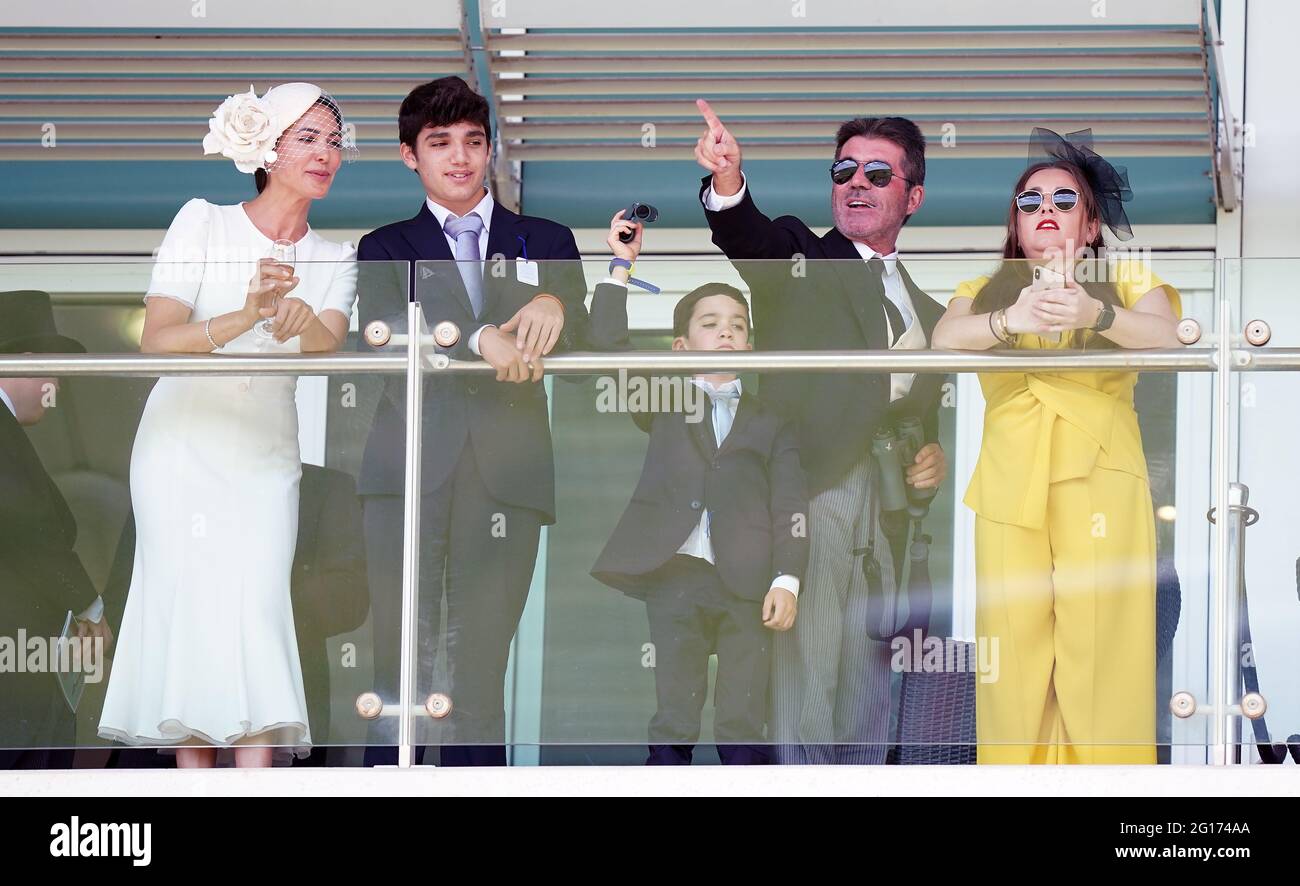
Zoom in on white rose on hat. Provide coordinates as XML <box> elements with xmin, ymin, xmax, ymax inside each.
<box><xmin>202</xmin><ymin>82</ymin><xmax>325</xmax><ymax>174</ymax></box>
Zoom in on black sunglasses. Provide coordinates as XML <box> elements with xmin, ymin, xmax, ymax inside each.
<box><xmin>1015</xmin><ymin>187</ymin><xmax>1080</xmax><ymax>214</ymax></box>
<box><xmin>829</xmin><ymin>158</ymin><xmax>914</xmax><ymax>188</ymax></box>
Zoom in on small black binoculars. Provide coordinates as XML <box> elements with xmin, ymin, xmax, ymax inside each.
<box><xmin>618</xmin><ymin>202</ymin><xmax>659</xmax><ymax>242</ymax></box>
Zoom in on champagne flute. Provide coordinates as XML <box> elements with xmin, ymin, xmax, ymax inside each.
<box><xmin>255</xmin><ymin>239</ymin><xmax>296</xmax><ymax>339</ymax></box>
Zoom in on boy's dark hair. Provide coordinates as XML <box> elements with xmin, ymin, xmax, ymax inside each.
<box><xmin>672</xmin><ymin>283</ymin><xmax>751</xmax><ymax>338</ymax></box>
<box><xmin>399</xmin><ymin>77</ymin><xmax>492</xmax><ymax>150</ymax></box>
<box><xmin>834</xmin><ymin>116</ymin><xmax>927</xmax><ymax>188</ymax></box>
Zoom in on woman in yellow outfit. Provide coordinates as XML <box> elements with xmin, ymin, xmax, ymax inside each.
<box><xmin>932</xmin><ymin>129</ymin><xmax>1183</xmax><ymax>764</ymax></box>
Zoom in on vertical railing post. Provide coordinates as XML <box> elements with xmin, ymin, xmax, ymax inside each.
<box><xmin>1223</xmin><ymin>482</ymin><xmax>1251</xmax><ymax>762</ymax></box>
<box><xmin>397</xmin><ymin>300</ymin><xmax>427</xmax><ymax>768</ymax></box>
<box><xmin>1209</xmin><ymin>268</ymin><xmax>1234</xmax><ymax>765</ymax></box>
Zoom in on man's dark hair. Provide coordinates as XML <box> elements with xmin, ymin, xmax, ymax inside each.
<box><xmin>399</xmin><ymin>76</ymin><xmax>492</xmax><ymax>150</ymax></box>
<box><xmin>834</xmin><ymin>117</ymin><xmax>926</xmax><ymax>188</ymax></box>
<box><xmin>672</xmin><ymin>282</ymin><xmax>751</xmax><ymax>338</ymax></box>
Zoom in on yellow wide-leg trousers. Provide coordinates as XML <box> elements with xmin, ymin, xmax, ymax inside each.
<box><xmin>974</xmin><ymin>467</ymin><xmax>1156</xmax><ymax>764</ymax></box>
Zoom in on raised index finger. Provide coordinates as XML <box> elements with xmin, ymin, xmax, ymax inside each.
<box><xmin>696</xmin><ymin>98</ymin><xmax>725</xmax><ymax>137</ymax></box>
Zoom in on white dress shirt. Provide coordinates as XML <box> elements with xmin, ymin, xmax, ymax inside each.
<box><xmin>1</xmin><ymin>384</ymin><xmax>105</xmax><ymax>624</ymax></box>
<box><xmin>425</xmin><ymin>189</ymin><xmax>495</xmax><ymax>355</ymax></box>
<box><xmin>676</xmin><ymin>378</ymin><xmax>801</xmax><ymax>598</ymax></box>
<box><xmin>703</xmin><ymin>173</ymin><xmax>922</xmax><ymax>401</ymax></box>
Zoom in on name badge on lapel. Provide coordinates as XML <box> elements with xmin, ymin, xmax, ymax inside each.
<box><xmin>515</xmin><ymin>257</ymin><xmax>539</xmax><ymax>287</ymax></box>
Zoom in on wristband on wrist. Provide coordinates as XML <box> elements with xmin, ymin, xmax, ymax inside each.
<box><xmin>532</xmin><ymin>293</ymin><xmax>565</xmax><ymax>312</ymax></box>
<box><xmin>607</xmin><ymin>258</ymin><xmax>661</xmax><ymax>295</ymax></box>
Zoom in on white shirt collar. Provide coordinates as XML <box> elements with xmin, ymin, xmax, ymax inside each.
<box><xmin>0</xmin><ymin>386</ymin><xmax>15</xmax><ymax>418</ymax></box>
<box><xmin>850</xmin><ymin>242</ymin><xmax>899</xmax><ymax>277</ymax></box>
<box><xmin>691</xmin><ymin>377</ymin><xmax>742</xmax><ymax>397</ymax></box>
<box><xmin>426</xmin><ymin>188</ymin><xmax>494</xmax><ymax>235</ymax></box>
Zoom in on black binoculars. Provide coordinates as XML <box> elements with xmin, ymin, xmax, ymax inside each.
<box><xmin>871</xmin><ymin>416</ymin><xmax>937</xmax><ymax>516</ymax></box>
<box><xmin>618</xmin><ymin>202</ymin><xmax>659</xmax><ymax>242</ymax></box>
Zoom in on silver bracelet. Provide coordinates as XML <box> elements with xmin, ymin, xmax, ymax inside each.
<box><xmin>204</xmin><ymin>319</ymin><xmax>219</xmax><ymax>350</ymax></box>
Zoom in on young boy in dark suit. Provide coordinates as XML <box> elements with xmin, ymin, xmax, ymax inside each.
<box><xmin>589</xmin><ymin>216</ymin><xmax>809</xmax><ymax>764</ymax></box>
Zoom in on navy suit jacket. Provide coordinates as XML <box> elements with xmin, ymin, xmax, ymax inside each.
<box><xmin>700</xmin><ymin>177</ymin><xmax>948</xmax><ymax>494</ymax></box>
<box><xmin>0</xmin><ymin>406</ymin><xmax>99</xmax><ymax>746</ymax></box>
<box><xmin>355</xmin><ymin>200</ymin><xmax>589</xmax><ymax>522</ymax></box>
<box><xmin>587</xmin><ymin>282</ymin><xmax>810</xmax><ymax>602</ymax></box>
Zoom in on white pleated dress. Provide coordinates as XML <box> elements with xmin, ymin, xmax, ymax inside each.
<box><xmin>98</xmin><ymin>199</ymin><xmax>357</xmax><ymax>755</ymax></box>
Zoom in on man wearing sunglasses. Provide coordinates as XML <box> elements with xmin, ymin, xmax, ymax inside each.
<box><xmin>694</xmin><ymin>99</ymin><xmax>949</xmax><ymax>765</ymax></box>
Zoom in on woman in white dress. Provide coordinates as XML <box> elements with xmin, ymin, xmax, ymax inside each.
<box><xmin>99</xmin><ymin>83</ymin><xmax>359</xmax><ymax>768</ymax></box>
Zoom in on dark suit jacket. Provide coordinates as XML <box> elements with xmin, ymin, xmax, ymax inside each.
<box><xmin>0</xmin><ymin>405</ymin><xmax>99</xmax><ymax>746</ymax></box>
<box><xmin>355</xmin><ymin>200</ymin><xmax>589</xmax><ymax>523</ymax></box>
<box><xmin>588</xmin><ymin>283</ymin><xmax>810</xmax><ymax>602</ymax></box>
<box><xmin>700</xmin><ymin>177</ymin><xmax>948</xmax><ymax>494</ymax></box>
<box><xmin>105</xmin><ymin>464</ymin><xmax>369</xmax><ymax>743</ymax></box>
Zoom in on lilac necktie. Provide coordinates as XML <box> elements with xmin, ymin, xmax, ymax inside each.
<box><xmin>443</xmin><ymin>212</ymin><xmax>485</xmax><ymax>317</ymax></box>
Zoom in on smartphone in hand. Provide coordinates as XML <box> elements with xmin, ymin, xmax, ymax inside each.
<box><xmin>1031</xmin><ymin>265</ymin><xmax>1067</xmax><ymax>343</ymax></box>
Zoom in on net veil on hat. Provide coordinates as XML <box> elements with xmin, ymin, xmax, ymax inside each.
<box><xmin>202</xmin><ymin>82</ymin><xmax>357</xmax><ymax>174</ymax></box>
<box><xmin>1028</xmin><ymin>126</ymin><xmax>1134</xmax><ymax>242</ymax></box>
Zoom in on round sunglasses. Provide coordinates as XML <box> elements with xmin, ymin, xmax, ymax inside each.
<box><xmin>1015</xmin><ymin>187</ymin><xmax>1080</xmax><ymax>214</ymax></box>
<box><xmin>829</xmin><ymin>158</ymin><xmax>914</xmax><ymax>188</ymax></box>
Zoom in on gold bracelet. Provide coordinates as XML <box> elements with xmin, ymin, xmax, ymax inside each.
<box><xmin>1003</xmin><ymin>311</ymin><xmax>1018</xmax><ymax>346</ymax></box>
<box><xmin>991</xmin><ymin>309</ymin><xmax>1008</xmax><ymax>344</ymax></box>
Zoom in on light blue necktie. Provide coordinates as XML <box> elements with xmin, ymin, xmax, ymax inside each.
<box><xmin>443</xmin><ymin>212</ymin><xmax>485</xmax><ymax>317</ymax></box>
<box><xmin>704</xmin><ymin>382</ymin><xmax>740</xmax><ymax>447</ymax></box>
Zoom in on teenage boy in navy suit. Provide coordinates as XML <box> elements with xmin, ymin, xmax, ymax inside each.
<box><xmin>589</xmin><ymin>215</ymin><xmax>809</xmax><ymax>764</ymax></box>
<box><xmin>356</xmin><ymin>77</ymin><xmax>590</xmax><ymax>767</ymax></box>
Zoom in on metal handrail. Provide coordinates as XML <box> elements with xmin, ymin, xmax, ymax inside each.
<box><xmin>0</xmin><ymin>347</ymin><xmax>1227</xmax><ymax>377</ymax></box>
<box><xmin>0</xmin><ymin>352</ymin><xmax>402</xmax><ymax>377</ymax></box>
<box><xmin>1232</xmin><ymin>348</ymin><xmax>1300</xmax><ymax>370</ymax></box>
<box><xmin>1203</xmin><ymin>0</ymin><xmax>1241</xmax><ymax>210</ymax></box>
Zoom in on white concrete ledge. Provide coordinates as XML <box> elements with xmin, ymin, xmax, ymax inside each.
<box><xmin>4</xmin><ymin>765</ymin><xmax>1298</xmax><ymax>797</ymax></box>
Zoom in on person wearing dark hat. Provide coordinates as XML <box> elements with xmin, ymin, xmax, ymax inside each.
<box><xmin>931</xmin><ymin>128</ymin><xmax>1184</xmax><ymax>764</ymax></box>
<box><xmin>0</xmin><ymin>290</ymin><xmax>111</xmax><ymax>769</ymax></box>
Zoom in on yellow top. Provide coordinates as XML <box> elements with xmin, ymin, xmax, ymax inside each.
<box><xmin>958</xmin><ymin>260</ymin><xmax>1182</xmax><ymax>529</ymax></box>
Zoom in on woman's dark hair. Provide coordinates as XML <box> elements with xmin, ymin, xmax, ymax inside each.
<box><xmin>673</xmin><ymin>282</ymin><xmax>751</xmax><ymax>337</ymax></box>
<box><xmin>970</xmin><ymin>160</ymin><xmax>1121</xmax><ymax>349</ymax></box>
<box><xmin>398</xmin><ymin>76</ymin><xmax>491</xmax><ymax>151</ymax></box>
<box><xmin>254</xmin><ymin>94</ymin><xmax>346</xmax><ymax>194</ymax></box>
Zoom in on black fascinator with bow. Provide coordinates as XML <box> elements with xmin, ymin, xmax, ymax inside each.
<box><xmin>1029</xmin><ymin>127</ymin><xmax>1134</xmax><ymax>242</ymax></box>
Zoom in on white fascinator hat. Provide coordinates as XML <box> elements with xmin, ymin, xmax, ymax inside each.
<box><xmin>202</xmin><ymin>82</ymin><xmax>354</xmax><ymax>174</ymax></box>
